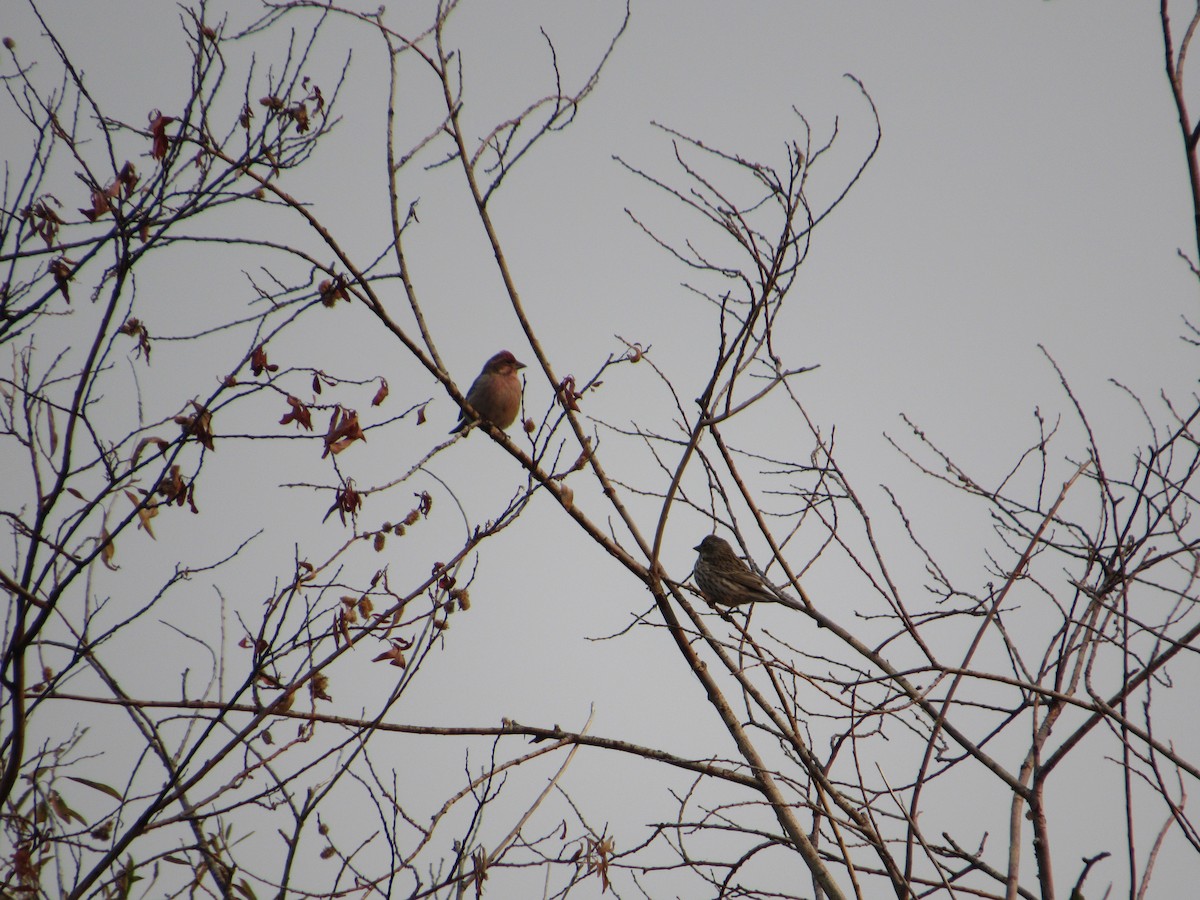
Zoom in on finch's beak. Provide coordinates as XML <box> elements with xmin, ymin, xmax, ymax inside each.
<box><xmin>693</xmin><ymin>543</ymin><xmax>702</xmax><ymax>552</ymax></box>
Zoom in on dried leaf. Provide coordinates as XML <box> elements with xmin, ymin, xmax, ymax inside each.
<box><xmin>280</xmin><ymin>396</ymin><xmax>313</xmax><ymax>431</ymax></box>
<box><xmin>131</xmin><ymin>436</ymin><xmax>169</xmax><ymax>467</ymax></box>
<box><xmin>250</xmin><ymin>344</ymin><xmax>277</xmax><ymax>376</ymax></box>
<box><xmin>118</xmin><ymin>317</ymin><xmax>152</xmax><ymax>361</ymax></box>
<box><xmin>49</xmin><ymin>257</ymin><xmax>73</xmax><ymax>302</ymax></box>
<box><xmin>136</xmin><ymin>503</ymin><xmax>158</xmax><ymax>539</ymax></box>
<box><xmin>66</xmin><ymin>776</ymin><xmax>122</xmax><ymax>801</ymax></box>
<box><xmin>155</xmin><ymin>464</ymin><xmax>187</xmax><ymax>506</ymax></box>
<box><xmin>27</xmin><ymin>198</ymin><xmax>64</xmax><ymax>247</ymax></box>
<box><xmin>148</xmin><ymin>111</ymin><xmax>175</xmax><ymax>161</ymax></box>
<box><xmin>118</xmin><ymin>161</ymin><xmax>139</xmax><ymax>196</ymax></box>
<box><xmin>371</xmin><ymin>379</ymin><xmax>388</xmax><ymax>407</ymax></box>
<box><xmin>174</xmin><ymin>400</ymin><xmax>215</xmax><ymax>450</ymax></box>
<box><xmin>556</xmin><ymin>375</ymin><xmax>582</xmax><ymax>412</ymax></box>
<box><xmin>49</xmin><ymin>792</ymin><xmax>85</xmax><ymax>825</ymax></box>
<box><xmin>100</xmin><ymin>527</ymin><xmax>117</xmax><ymax>570</ymax></box>
<box><xmin>322</xmin><ymin>407</ymin><xmax>365</xmax><ymax>458</ymax></box>
<box><xmin>372</xmin><ymin>641</ymin><xmax>407</xmax><ymax>668</ymax></box>
<box><xmin>79</xmin><ymin>188</ymin><xmax>111</xmax><ymax>222</ymax></box>
<box><xmin>322</xmin><ymin>481</ymin><xmax>361</xmax><ymax>525</ymax></box>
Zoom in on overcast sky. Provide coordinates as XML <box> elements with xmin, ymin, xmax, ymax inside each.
<box><xmin>4</xmin><ymin>1</ymin><xmax>1198</xmax><ymax>896</ymax></box>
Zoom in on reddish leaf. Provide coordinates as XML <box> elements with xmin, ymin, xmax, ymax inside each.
<box><xmin>322</xmin><ymin>480</ymin><xmax>362</xmax><ymax>525</ymax></box>
<box><xmin>118</xmin><ymin>161</ymin><xmax>139</xmax><ymax>196</ymax></box>
<box><xmin>79</xmin><ymin>188</ymin><xmax>111</xmax><ymax>222</ymax></box>
<box><xmin>155</xmin><ymin>464</ymin><xmax>187</xmax><ymax>506</ymax></box>
<box><xmin>148</xmin><ymin>111</ymin><xmax>175</xmax><ymax>161</ymax></box>
<box><xmin>174</xmin><ymin>400</ymin><xmax>215</xmax><ymax>450</ymax></box>
<box><xmin>250</xmin><ymin>344</ymin><xmax>277</xmax><ymax>376</ymax></box>
<box><xmin>49</xmin><ymin>257</ymin><xmax>73</xmax><ymax>303</ymax></box>
<box><xmin>371</xmin><ymin>379</ymin><xmax>388</xmax><ymax>407</ymax></box>
<box><xmin>322</xmin><ymin>406</ymin><xmax>365</xmax><ymax>458</ymax></box>
<box><xmin>372</xmin><ymin>641</ymin><xmax>408</xmax><ymax>668</ymax></box>
<box><xmin>27</xmin><ymin>198</ymin><xmax>64</xmax><ymax>247</ymax></box>
<box><xmin>280</xmin><ymin>395</ymin><xmax>313</xmax><ymax>431</ymax></box>
<box><xmin>118</xmin><ymin>317</ymin><xmax>151</xmax><ymax>361</ymax></box>
<box><xmin>556</xmin><ymin>375</ymin><xmax>582</xmax><ymax>412</ymax></box>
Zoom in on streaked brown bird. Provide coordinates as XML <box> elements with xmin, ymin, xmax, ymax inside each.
<box><xmin>450</xmin><ymin>350</ymin><xmax>526</xmax><ymax>435</ymax></box>
<box><xmin>692</xmin><ymin>534</ymin><xmax>779</xmax><ymax>606</ymax></box>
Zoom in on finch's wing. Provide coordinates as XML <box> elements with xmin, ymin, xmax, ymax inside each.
<box><xmin>732</xmin><ymin>564</ymin><xmax>777</xmax><ymax>601</ymax></box>
<box><xmin>450</xmin><ymin>373</ymin><xmax>485</xmax><ymax>433</ymax></box>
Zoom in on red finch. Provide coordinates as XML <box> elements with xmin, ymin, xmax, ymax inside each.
<box><xmin>450</xmin><ymin>350</ymin><xmax>526</xmax><ymax>435</ymax></box>
<box><xmin>692</xmin><ymin>535</ymin><xmax>780</xmax><ymax>606</ymax></box>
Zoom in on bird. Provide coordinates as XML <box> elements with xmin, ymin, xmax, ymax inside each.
<box><xmin>692</xmin><ymin>534</ymin><xmax>780</xmax><ymax>606</ymax></box>
<box><xmin>450</xmin><ymin>350</ymin><xmax>526</xmax><ymax>435</ymax></box>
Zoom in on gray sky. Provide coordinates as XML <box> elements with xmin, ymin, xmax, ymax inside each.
<box><xmin>3</xmin><ymin>1</ymin><xmax>1197</xmax><ymax>896</ymax></box>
